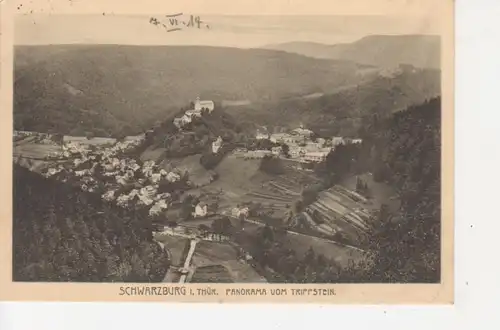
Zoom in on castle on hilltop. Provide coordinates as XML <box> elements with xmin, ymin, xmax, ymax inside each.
<box><xmin>173</xmin><ymin>97</ymin><xmax>215</xmax><ymax>129</ymax></box>
<box><xmin>194</xmin><ymin>97</ymin><xmax>215</xmax><ymax>112</ymax></box>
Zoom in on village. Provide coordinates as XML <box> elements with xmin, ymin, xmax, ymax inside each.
<box><xmin>13</xmin><ymin>97</ymin><xmax>375</xmax><ymax>282</ymax></box>
<box><xmin>229</xmin><ymin>125</ymin><xmax>362</xmax><ymax>163</ymax></box>
<box><xmin>14</xmin><ymin>97</ymin><xmax>368</xmax><ymax>227</ymax></box>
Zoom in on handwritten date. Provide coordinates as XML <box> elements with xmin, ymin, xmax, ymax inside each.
<box><xmin>149</xmin><ymin>13</ymin><xmax>210</xmax><ymax>32</ymax></box>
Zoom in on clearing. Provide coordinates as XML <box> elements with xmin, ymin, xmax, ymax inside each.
<box><xmin>339</xmin><ymin>173</ymin><xmax>400</xmax><ymax>212</ymax></box>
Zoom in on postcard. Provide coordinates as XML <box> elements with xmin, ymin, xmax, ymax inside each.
<box><xmin>0</xmin><ymin>0</ymin><xmax>454</xmax><ymax>303</ymax></box>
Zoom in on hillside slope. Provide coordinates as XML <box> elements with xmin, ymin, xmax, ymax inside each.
<box><xmin>14</xmin><ymin>45</ymin><xmax>374</xmax><ymax>136</ymax></box>
<box><xmin>225</xmin><ymin>67</ymin><xmax>440</xmax><ymax>136</ymax></box>
<box><xmin>263</xmin><ymin>35</ymin><xmax>441</xmax><ymax>69</ymax></box>
<box><xmin>12</xmin><ymin>164</ymin><xmax>169</xmax><ymax>282</ymax></box>
<box><xmin>319</xmin><ymin>97</ymin><xmax>441</xmax><ymax>282</ymax></box>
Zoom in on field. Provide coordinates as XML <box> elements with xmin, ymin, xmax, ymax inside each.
<box><xmin>193</xmin><ymin>154</ymin><xmax>324</xmax><ymax>219</ymax></box>
<box><xmin>13</xmin><ymin>138</ymin><xmax>61</xmax><ymax>159</ymax></box>
<box><xmin>140</xmin><ymin>146</ymin><xmax>167</xmax><ymax>163</ymax></box>
<box><xmin>301</xmin><ymin>184</ymin><xmax>373</xmax><ymax>244</ymax></box>
<box><xmin>281</xmin><ymin>233</ymin><xmax>365</xmax><ymax>269</ymax></box>
<box><xmin>191</xmin><ymin>265</ymin><xmax>234</xmax><ymax>283</ymax></box>
<box><xmin>63</xmin><ymin>136</ymin><xmax>116</xmax><ymax>146</ymax></box>
<box><xmin>191</xmin><ymin>241</ymin><xmax>267</xmax><ymax>283</ymax></box>
<box><xmin>163</xmin><ymin>154</ymin><xmax>213</xmax><ymax>187</ymax></box>
<box><xmin>234</xmin><ymin>224</ymin><xmax>365</xmax><ymax>271</ymax></box>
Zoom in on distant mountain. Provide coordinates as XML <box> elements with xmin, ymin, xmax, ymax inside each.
<box><xmin>14</xmin><ymin>45</ymin><xmax>376</xmax><ymax>137</ymax></box>
<box><xmin>262</xmin><ymin>35</ymin><xmax>441</xmax><ymax>69</ymax></box>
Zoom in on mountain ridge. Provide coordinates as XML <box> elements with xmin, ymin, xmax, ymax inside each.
<box><xmin>262</xmin><ymin>34</ymin><xmax>441</xmax><ymax>69</ymax></box>
<box><xmin>14</xmin><ymin>44</ymin><xmax>377</xmax><ymax>137</ymax></box>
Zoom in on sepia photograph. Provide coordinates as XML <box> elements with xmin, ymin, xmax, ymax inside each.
<box><xmin>10</xmin><ymin>12</ymin><xmax>444</xmax><ymax>285</ymax></box>
<box><xmin>0</xmin><ymin>0</ymin><xmax>454</xmax><ymax>303</ymax></box>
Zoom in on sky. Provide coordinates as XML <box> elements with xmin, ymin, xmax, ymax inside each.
<box><xmin>15</xmin><ymin>14</ymin><xmax>441</xmax><ymax>48</ymax></box>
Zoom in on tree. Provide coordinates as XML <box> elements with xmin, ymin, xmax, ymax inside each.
<box><xmin>261</xmin><ymin>224</ymin><xmax>275</xmax><ymax>243</ymax></box>
<box><xmin>167</xmin><ymin>220</ymin><xmax>178</xmax><ymax>233</ymax></box>
<box><xmin>198</xmin><ymin>224</ymin><xmax>209</xmax><ymax>235</ymax></box>
<box><xmin>301</xmin><ymin>188</ymin><xmax>318</xmax><ymax>206</ymax></box>
<box><xmin>281</xmin><ymin>143</ymin><xmax>290</xmax><ymax>158</ymax></box>
<box><xmin>51</xmin><ymin>133</ymin><xmax>64</xmax><ymax>146</ymax></box>
<box><xmin>293</xmin><ymin>200</ymin><xmax>304</xmax><ymax>214</ymax></box>
<box><xmin>211</xmin><ymin>216</ymin><xmax>232</xmax><ymax>236</ymax></box>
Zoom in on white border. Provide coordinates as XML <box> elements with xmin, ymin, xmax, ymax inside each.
<box><xmin>1</xmin><ymin>0</ymin><xmax>500</xmax><ymax>328</ymax></box>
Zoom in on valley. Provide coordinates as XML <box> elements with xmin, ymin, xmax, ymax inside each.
<box><xmin>12</xmin><ymin>34</ymin><xmax>442</xmax><ymax>284</ymax></box>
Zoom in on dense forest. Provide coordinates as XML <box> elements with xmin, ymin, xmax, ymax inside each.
<box><xmin>242</xmin><ymin>97</ymin><xmax>442</xmax><ymax>283</ymax></box>
<box><xmin>362</xmin><ymin>97</ymin><xmax>441</xmax><ymax>282</ymax></box>
<box><xmin>12</xmin><ymin>165</ymin><xmax>169</xmax><ymax>282</ymax></box>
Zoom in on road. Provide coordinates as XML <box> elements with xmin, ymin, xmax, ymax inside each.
<box><xmin>178</xmin><ymin>239</ymin><xmax>198</xmax><ymax>284</ymax></box>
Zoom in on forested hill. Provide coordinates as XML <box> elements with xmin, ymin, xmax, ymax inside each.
<box><xmin>368</xmin><ymin>97</ymin><xmax>441</xmax><ymax>282</ymax></box>
<box><xmin>226</xmin><ymin>68</ymin><xmax>440</xmax><ymax>137</ymax></box>
<box><xmin>14</xmin><ymin>45</ymin><xmax>373</xmax><ymax>137</ymax></box>
<box><xmin>319</xmin><ymin>97</ymin><xmax>441</xmax><ymax>282</ymax></box>
<box><xmin>12</xmin><ymin>164</ymin><xmax>169</xmax><ymax>282</ymax></box>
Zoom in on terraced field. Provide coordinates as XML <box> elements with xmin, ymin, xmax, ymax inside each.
<box><xmin>304</xmin><ymin>185</ymin><xmax>373</xmax><ymax>244</ymax></box>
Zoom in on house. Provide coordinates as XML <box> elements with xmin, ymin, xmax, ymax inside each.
<box><xmin>212</xmin><ymin>136</ymin><xmax>223</xmax><ymax>153</ymax></box>
<box><xmin>289</xmin><ymin>146</ymin><xmax>305</xmax><ymax>159</ymax></box>
<box><xmin>194</xmin><ymin>97</ymin><xmax>215</xmax><ymax>113</ymax></box>
<box><xmin>75</xmin><ymin>169</ymin><xmax>91</xmax><ymax>177</ymax></box>
<box><xmin>193</xmin><ymin>202</ymin><xmax>208</xmax><ymax>218</ymax></box>
<box><xmin>232</xmin><ymin>207</ymin><xmax>249</xmax><ymax>218</ymax></box>
<box><xmin>270</xmin><ymin>133</ymin><xmax>303</xmax><ymax>144</ymax></box>
<box><xmin>173</xmin><ymin>118</ymin><xmax>184</xmax><ymax>129</ymax></box>
<box><xmin>303</xmin><ymin>151</ymin><xmax>329</xmax><ymax>163</ymax></box>
<box><xmin>331</xmin><ymin>137</ymin><xmax>345</xmax><ymax>146</ymax></box>
<box><xmin>115</xmin><ymin>175</ymin><xmax>128</xmax><ymax>186</ymax></box>
<box><xmin>292</xmin><ymin>126</ymin><xmax>314</xmax><ymax>138</ymax></box>
<box><xmin>255</xmin><ymin>129</ymin><xmax>270</xmax><ymax>140</ymax></box>
<box><xmin>352</xmin><ymin>139</ymin><xmax>363</xmax><ymax>144</ymax></box>
<box><xmin>181</xmin><ymin>114</ymin><xmax>192</xmax><ymax>124</ymax></box>
<box><xmin>245</xmin><ymin>150</ymin><xmax>273</xmax><ymax>159</ymax></box>
<box><xmin>46</xmin><ymin>167</ymin><xmax>62</xmax><ymax>177</ymax></box>
<box><xmin>140</xmin><ymin>185</ymin><xmax>157</xmax><ymax>198</ymax></box>
<box><xmin>150</xmin><ymin>173</ymin><xmax>162</xmax><ymax>184</ymax></box>
<box><xmin>102</xmin><ymin>190</ymin><xmax>116</xmax><ymax>202</ymax></box>
<box><xmin>185</xmin><ymin>109</ymin><xmax>202</xmax><ymax>118</ymax></box>
<box><xmin>271</xmin><ymin>146</ymin><xmax>282</xmax><ymax>156</ymax></box>
<box><xmin>166</xmin><ymin>171</ymin><xmax>181</xmax><ymax>182</ymax></box>
<box><xmin>149</xmin><ymin>200</ymin><xmax>168</xmax><ymax>216</ymax></box>
<box><xmin>304</xmin><ymin>141</ymin><xmax>323</xmax><ymax>151</ymax></box>
<box><xmin>269</xmin><ymin>133</ymin><xmax>287</xmax><ymax>144</ymax></box>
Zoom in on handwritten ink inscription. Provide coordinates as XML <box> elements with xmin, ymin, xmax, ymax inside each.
<box><xmin>149</xmin><ymin>13</ymin><xmax>210</xmax><ymax>32</ymax></box>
